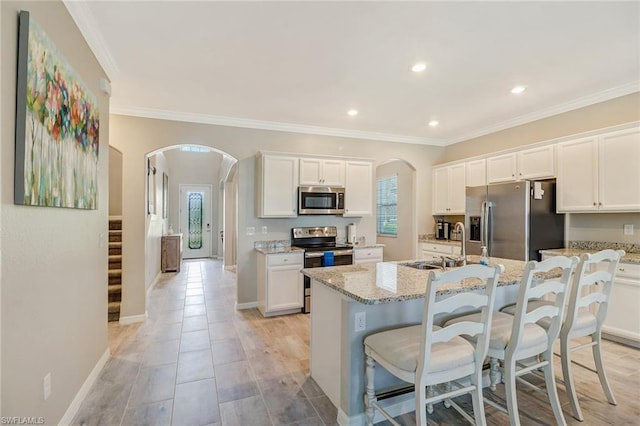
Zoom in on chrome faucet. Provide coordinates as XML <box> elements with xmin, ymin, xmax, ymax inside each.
<box><xmin>454</xmin><ymin>222</ymin><xmax>466</xmax><ymax>266</ymax></box>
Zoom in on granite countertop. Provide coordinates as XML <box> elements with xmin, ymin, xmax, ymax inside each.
<box><xmin>540</xmin><ymin>249</ymin><xmax>640</xmax><ymax>265</ymax></box>
<box><xmin>255</xmin><ymin>246</ymin><xmax>304</xmax><ymax>255</ymax></box>
<box><xmin>352</xmin><ymin>243</ymin><xmax>385</xmax><ymax>249</ymax></box>
<box><xmin>540</xmin><ymin>240</ymin><xmax>639</xmax><ymax>265</ymax></box>
<box><xmin>302</xmin><ymin>255</ymin><xmax>556</xmax><ymax>305</ymax></box>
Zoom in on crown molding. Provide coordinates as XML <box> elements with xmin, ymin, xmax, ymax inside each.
<box><xmin>110</xmin><ymin>106</ymin><xmax>447</xmax><ymax>146</ymax></box>
<box><xmin>63</xmin><ymin>0</ymin><xmax>119</xmax><ymax>80</ymax></box>
<box><xmin>447</xmin><ymin>82</ymin><xmax>640</xmax><ymax>145</ymax></box>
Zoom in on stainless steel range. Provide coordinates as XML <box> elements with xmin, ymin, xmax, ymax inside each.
<box><xmin>292</xmin><ymin>226</ymin><xmax>353</xmax><ymax>313</ymax></box>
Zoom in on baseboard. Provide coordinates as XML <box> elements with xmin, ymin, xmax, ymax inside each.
<box><xmin>235</xmin><ymin>301</ymin><xmax>257</xmax><ymax>310</ymax></box>
<box><xmin>58</xmin><ymin>348</ymin><xmax>110</xmax><ymax>425</ymax></box>
<box><xmin>603</xmin><ymin>330</ymin><xmax>640</xmax><ymax>349</ymax></box>
<box><xmin>119</xmin><ymin>312</ymin><xmax>147</xmax><ymax>325</ymax></box>
<box><xmin>337</xmin><ymin>393</ymin><xmax>415</xmax><ymax>425</ymax></box>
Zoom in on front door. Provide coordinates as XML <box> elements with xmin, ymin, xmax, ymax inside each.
<box><xmin>179</xmin><ymin>184</ymin><xmax>212</xmax><ymax>259</ymax></box>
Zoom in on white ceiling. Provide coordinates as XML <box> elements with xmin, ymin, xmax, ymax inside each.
<box><xmin>65</xmin><ymin>1</ymin><xmax>640</xmax><ymax>146</ymax></box>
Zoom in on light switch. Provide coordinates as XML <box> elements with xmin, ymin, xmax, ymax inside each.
<box><xmin>261</xmin><ymin>226</ymin><xmax>268</xmax><ymax>234</ymax></box>
<box><xmin>623</xmin><ymin>224</ymin><xmax>634</xmax><ymax>235</ymax></box>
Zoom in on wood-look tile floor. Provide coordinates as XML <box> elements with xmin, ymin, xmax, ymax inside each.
<box><xmin>73</xmin><ymin>259</ymin><xmax>336</xmax><ymax>426</ymax></box>
<box><xmin>73</xmin><ymin>259</ymin><xmax>639</xmax><ymax>425</ymax></box>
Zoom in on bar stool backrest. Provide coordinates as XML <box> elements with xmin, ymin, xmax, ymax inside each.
<box><xmin>563</xmin><ymin>249</ymin><xmax>625</xmax><ymax>339</ymax></box>
<box><xmin>417</xmin><ymin>263</ymin><xmax>504</xmax><ymax>385</ymax></box>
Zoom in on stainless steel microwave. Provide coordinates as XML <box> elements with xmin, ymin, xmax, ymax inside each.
<box><xmin>298</xmin><ymin>186</ymin><xmax>345</xmax><ymax>215</ymax></box>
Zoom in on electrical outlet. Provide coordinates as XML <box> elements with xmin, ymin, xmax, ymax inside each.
<box><xmin>43</xmin><ymin>373</ymin><xmax>51</xmax><ymax>400</ymax></box>
<box><xmin>246</xmin><ymin>226</ymin><xmax>255</xmax><ymax>236</ymax></box>
<box><xmin>355</xmin><ymin>312</ymin><xmax>366</xmax><ymax>332</ymax></box>
<box><xmin>623</xmin><ymin>224</ymin><xmax>634</xmax><ymax>235</ymax></box>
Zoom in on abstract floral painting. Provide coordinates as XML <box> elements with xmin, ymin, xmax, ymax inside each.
<box><xmin>15</xmin><ymin>11</ymin><xmax>100</xmax><ymax>209</ymax></box>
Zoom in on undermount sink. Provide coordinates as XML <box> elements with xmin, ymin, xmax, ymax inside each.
<box><xmin>399</xmin><ymin>261</ymin><xmax>443</xmax><ymax>270</ymax></box>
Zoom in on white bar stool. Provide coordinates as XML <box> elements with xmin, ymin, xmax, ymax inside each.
<box><xmin>363</xmin><ymin>264</ymin><xmax>504</xmax><ymax>426</ymax></box>
<box><xmin>446</xmin><ymin>255</ymin><xmax>578</xmax><ymax>426</ymax></box>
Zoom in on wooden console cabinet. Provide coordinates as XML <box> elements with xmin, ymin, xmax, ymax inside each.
<box><xmin>161</xmin><ymin>234</ymin><xmax>183</xmax><ymax>272</ymax></box>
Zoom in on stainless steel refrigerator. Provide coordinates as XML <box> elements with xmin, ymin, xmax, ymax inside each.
<box><xmin>465</xmin><ymin>180</ymin><xmax>565</xmax><ymax>261</ymax></box>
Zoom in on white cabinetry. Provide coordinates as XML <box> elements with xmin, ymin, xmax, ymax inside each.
<box><xmin>603</xmin><ymin>262</ymin><xmax>640</xmax><ymax>346</ymax></box>
<box><xmin>419</xmin><ymin>242</ymin><xmax>462</xmax><ymax>260</ymax></box>
<box><xmin>517</xmin><ymin>145</ymin><xmax>555</xmax><ymax>180</ymax></box>
<box><xmin>557</xmin><ymin>127</ymin><xmax>640</xmax><ymax>212</ymax></box>
<box><xmin>344</xmin><ymin>160</ymin><xmax>373</xmax><ymax>217</ymax></box>
<box><xmin>353</xmin><ymin>246</ymin><xmax>383</xmax><ymax>264</ymax></box>
<box><xmin>487</xmin><ymin>153</ymin><xmax>517</xmax><ymax>184</ymax></box>
<box><xmin>466</xmin><ymin>159</ymin><xmax>486</xmax><ymax>187</ymax></box>
<box><xmin>256</xmin><ymin>153</ymin><xmax>298</xmax><ymax>218</ymax></box>
<box><xmin>257</xmin><ymin>251</ymin><xmax>304</xmax><ymax>317</ymax></box>
<box><xmin>432</xmin><ymin>163</ymin><xmax>466</xmax><ymax>215</ymax></box>
<box><xmin>487</xmin><ymin>145</ymin><xmax>555</xmax><ymax>184</ymax></box>
<box><xmin>299</xmin><ymin>158</ymin><xmax>345</xmax><ymax>186</ymax></box>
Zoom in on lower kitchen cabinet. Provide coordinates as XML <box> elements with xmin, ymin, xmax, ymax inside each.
<box><xmin>419</xmin><ymin>242</ymin><xmax>462</xmax><ymax>261</ymax></box>
<box><xmin>601</xmin><ymin>262</ymin><xmax>640</xmax><ymax>346</ymax></box>
<box><xmin>257</xmin><ymin>251</ymin><xmax>304</xmax><ymax>317</ymax></box>
<box><xmin>353</xmin><ymin>246</ymin><xmax>383</xmax><ymax>264</ymax></box>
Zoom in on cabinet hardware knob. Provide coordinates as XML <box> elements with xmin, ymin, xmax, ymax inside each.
<box><xmin>599</xmin><ymin>202</ymin><xmax>602</xmax><ymax>206</ymax></box>
<box><xmin>593</xmin><ymin>202</ymin><xmax>597</xmax><ymax>206</ymax></box>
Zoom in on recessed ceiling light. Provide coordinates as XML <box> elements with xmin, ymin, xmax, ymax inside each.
<box><xmin>428</xmin><ymin>120</ymin><xmax>439</xmax><ymax>127</ymax></box>
<box><xmin>411</xmin><ymin>63</ymin><xmax>427</xmax><ymax>73</ymax></box>
<box><xmin>347</xmin><ymin>109</ymin><xmax>358</xmax><ymax>117</ymax></box>
<box><xmin>511</xmin><ymin>85</ymin><xmax>527</xmax><ymax>94</ymax></box>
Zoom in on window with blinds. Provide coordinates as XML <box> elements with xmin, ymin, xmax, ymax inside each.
<box><xmin>376</xmin><ymin>175</ymin><xmax>398</xmax><ymax>236</ymax></box>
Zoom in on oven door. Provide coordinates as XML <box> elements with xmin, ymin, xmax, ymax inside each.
<box><xmin>302</xmin><ymin>251</ymin><xmax>352</xmax><ymax>313</ymax></box>
<box><xmin>298</xmin><ymin>187</ymin><xmax>344</xmax><ymax>215</ymax></box>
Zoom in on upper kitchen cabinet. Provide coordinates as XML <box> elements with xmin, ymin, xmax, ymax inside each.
<box><xmin>299</xmin><ymin>157</ymin><xmax>345</xmax><ymax>186</ymax></box>
<box><xmin>344</xmin><ymin>160</ymin><xmax>373</xmax><ymax>216</ymax></box>
<box><xmin>487</xmin><ymin>145</ymin><xmax>555</xmax><ymax>183</ymax></box>
<box><xmin>256</xmin><ymin>153</ymin><xmax>299</xmax><ymax>218</ymax></box>
<box><xmin>466</xmin><ymin>159</ymin><xmax>486</xmax><ymax>187</ymax></box>
<box><xmin>432</xmin><ymin>163</ymin><xmax>466</xmax><ymax>215</ymax></box>
<box><xmin>557</xmin><ymin>127</ymin><xmax>640</xmax><ymax>212</ymax></box>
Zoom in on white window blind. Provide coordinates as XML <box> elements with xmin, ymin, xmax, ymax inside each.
<box><xmin>377</xmin><ymin>175</ymin><xmax>397</xmax><ymax>236</ymax></box>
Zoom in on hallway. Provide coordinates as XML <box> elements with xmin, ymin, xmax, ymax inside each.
<box><xmin>72</xmin><ymin>259</ymin><xmax>337</xmax><ymax>425</ymax></box>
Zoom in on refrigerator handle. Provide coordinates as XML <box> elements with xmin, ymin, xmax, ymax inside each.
<box><xmin>480</xmin><ymin>201</ymin><xmax>487</xmax><ymax>247</ymax></box>
<box><xmin>485</xmin><ymin>201</ymin><xmax>494</xmax><ymax>254</ymax></box>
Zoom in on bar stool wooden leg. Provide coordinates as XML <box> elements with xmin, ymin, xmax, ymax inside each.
<box><xmin>543</xmin><ymin>350</ymin><xmax>567</xmax><ymax>426</ymax></box>
<box><xmin>416</xmin><ymin>383</ymin><xmax>427</xmax><ymax>426</ymax></box>
<box><xmin>592</xmin><ymin>332</ymin><xmax>617</xmax><ymax>406</ymax></box>
<box><xmin>365</xmin><ymin>355</ymin><xmax>376</xmax><ymax>426</ymax></box>
<box><xmin>561</xmin><ymin>337</ymin><xmax>583</xmax><ymax>421</ymax></box>
<box><xmin>504</xmin><ymin>353</ymin><xmax>521</xmax><ymax>426</ymax></box>
<box><xmin>470</xmin><ymin>370</ymin><xmax>487</xmax><ymax>425</ymax></box>
<box><xmin>489</xmin><ymin>357</ymin><xmax>500</xmax><ymax>391</ymax></box>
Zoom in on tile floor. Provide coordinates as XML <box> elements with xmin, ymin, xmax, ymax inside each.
<box><xmin>73</xmin><ymin>259</ymin><xmax>336</xmax><ymax>426</ymax></box>
<box><xmin>73</xmin><ymin>258</ymin><xmax>640</xmax><ymax>425</ymax></box>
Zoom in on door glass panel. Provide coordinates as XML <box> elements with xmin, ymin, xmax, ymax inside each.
<box><xmin>188</xmin><ymin>192</ymin><xmax>203</xmax><ymax>249</ymax></box>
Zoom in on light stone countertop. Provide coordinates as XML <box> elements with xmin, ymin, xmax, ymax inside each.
<box><xmin>418</xmin><ymin>237</ymin><xmax>463</xmax><ymax>247</ymax></box>
<box><xmin>540</xmin><ymin>248</ymin><xmax>640</xmax><ymax>265</ymax></box>
<box><xmin>302</xmin><ymin>255</ymin><xmax>557</xmax><ymax>305</ymax></box>
<box><xmin>254</xmin><ymin>246</ymin><xmax>304</xmax><ymax>255</ymax></box>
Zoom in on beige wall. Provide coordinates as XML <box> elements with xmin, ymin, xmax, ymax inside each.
<box><xmin>376</xmin><ymin>159</ymin><xmax>416</xmax><ymax>261</ymax></box>
<box><xmin>569</xmin><ymin>213</ymin><xmax>640</xmax><ymax>245</ymax></box>
<box><xmin>442</xmin><ymin>92</ymin><xmax>640</xmax><ymax>163</ymax></box>
<box><xmin>109</xmin><ymin>114</ymin><xmax>443</xmax><ymax>313</ymax></box>
<box><xmin>1</xmin><ymin>1</ymin><xmax>109</xmax><ymax>421</ymax></box>
<box><xmin>108</xmin><ymin>147</ymin><xmax>123</xmax><ymax>216</ymax></box>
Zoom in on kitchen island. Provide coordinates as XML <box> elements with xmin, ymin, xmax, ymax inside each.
<box><xmin>302</xmin><ymin>256</ymin><xmax>552</xmax><ymax>425</ymax></box>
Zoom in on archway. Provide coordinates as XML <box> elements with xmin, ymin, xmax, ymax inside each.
<box><xmin>375</xmin><ymin>158</ymin><xmax>417</xmax><ymax>261</ymax></box>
